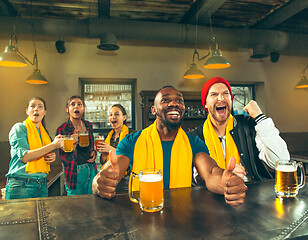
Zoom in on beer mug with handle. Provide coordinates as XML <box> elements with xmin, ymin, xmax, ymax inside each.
<box><xmin>79</xmin><ymin>131</ymin><xmax>89</xmax><ymax>147</ymax></box>
<box><xmin>129</xmin><ymin>168</ymin><xmax>164</xmax><ymax>212</ymax></box>
<box><xmin>275</xmin><ymin>159</ymin><xmax>306</xmax><ymax>198</ymax></box>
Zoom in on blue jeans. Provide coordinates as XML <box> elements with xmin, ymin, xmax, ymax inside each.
<box><xmin>5</xmin><ymin>177</ymin><xmax>48</xmax><ymax>200</ymax></box>
<box><xmin>65</xmin><ymin>163</ymin><xmax>96</xmax><ymax>196</ymax></box>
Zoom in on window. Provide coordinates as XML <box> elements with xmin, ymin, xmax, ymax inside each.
<box><xmin>80</xmin><ymin>78</ymin><xmax>136</xmax><ymax>133</ymax></box>
<box><xmin>231</xmin><ymin>85</ymin><xmax>254</xmax><ymax>115</ymax></box>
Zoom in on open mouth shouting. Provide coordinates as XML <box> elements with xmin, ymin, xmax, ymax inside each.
<box><xmin>110</xmin><ymin>120</ymin><xmax>117</xmax><ymax>126</ymax></box>
<box><xmin>216</xmin><ymin>105</ymin><xmax>227</xmax><ymax>115</ymax></box>
<box><xmin>34</xmin><ymin>113</ymin><xmax>40</xmax><ymax>117</ymax></box>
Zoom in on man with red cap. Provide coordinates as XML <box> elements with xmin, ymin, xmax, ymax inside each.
<box><xmin>192</xmin><ymin>77</ymin><xmax>289</xmax><ymax>182</ymax></box>
<box><xmin>93</xmin><ymin>86</ymin><xmax>247</xmax><ymax>206</ymax></box>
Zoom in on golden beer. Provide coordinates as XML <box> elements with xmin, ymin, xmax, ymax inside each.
<box><xmin>63</xmin><ymin>136</ymin><xmax>74</xmax><ymax>152</ymax></box>
<box><xmin>275</xmin><ymin>160</ymin><xmax>305</xmax><ymax>198</ymax></box>
<box><xmin>129</xmin><ymin>168</ymin><xmax>164</xmax><ymax>212</ymax></box>
<box><xmin>95</xmin><ymin>136</ymin><xmax>104</xmax><ymax>149</ymax></box>
<box><xmin>139</xmin><ymin>174</ymin><xmax>164</xmax><ymax>212</ymax></box>
<box><xmin>275</xmin><ymin>165</ymin><xmax>297</xmax><ymax>198</ymax></box>
<box><xmin>79</xmin><ymin>133</ymin><xmax>89</xmax><ymax>147</ymax></box>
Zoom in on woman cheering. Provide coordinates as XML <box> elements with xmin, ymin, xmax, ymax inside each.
<box><xmin>5</xmin><ymin>97</ymin><xmax>63</xmax><ymax>200</ymax></box>
<box><xmin>56</xmin><ymin>96</ymin><xmax>97</xmax><ymax>195</ymax></box>
<box><xmin>96</xmin><ymin>104</ymin><xmax>130</xmax><ymax>192</ymax></box>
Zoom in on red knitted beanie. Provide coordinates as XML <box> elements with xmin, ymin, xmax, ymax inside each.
<box><xmin>201</xmin><ymin>77</ymin><xmax>233</xmax><ymax>111</ymax></box>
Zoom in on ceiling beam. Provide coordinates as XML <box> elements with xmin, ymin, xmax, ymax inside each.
<box><xmin>0</xmin><ymin>0</ymin><xmax>18</xmax><ymax>17</ymax></box>
<box><xmin>98</xmin><ymin>0</ymin><xmax>110</xmax><ymax>19</ymax></box>
<box><xmin>254</xmin><ymin>0</ymin><xmax>308</xmax><ymax>29</ymax></box>
<box><xmin>181</xmin><ymin>0</ymin><xmax>226</xmax><ymax>24</ymax></box>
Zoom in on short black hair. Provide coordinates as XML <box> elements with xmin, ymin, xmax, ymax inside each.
<box><xmin>155</xmin><ymin>85</ymin><xmax>179</xmax><ymax>99</ymax></box>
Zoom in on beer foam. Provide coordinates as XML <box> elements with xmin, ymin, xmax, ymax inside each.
<box><xmin>140</xmin><ymin>174</ymin><xmax>162</xmax><ymax>182</ymax></box>
<box><xmin>276</xmin><ymin>165</ymin><xmax>296</xmax><ymax>172</ymax></box>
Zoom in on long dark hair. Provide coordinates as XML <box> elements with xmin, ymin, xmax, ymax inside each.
<box><xmin>27</xmin><ymin>97</ymin><xmax>47</xmax><ymax>129</ymax></box>
<box><xmin>110</xmin><ymin>104</ymin><xmax>127</xmax><ymax>125</ymax></box>
<box><xmin>65</xmin><ymin>95</ymin><xmax>85</xmax><ymax>119</ymax></box>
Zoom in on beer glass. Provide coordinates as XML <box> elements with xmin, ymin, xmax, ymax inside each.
<box><xmin>129</xmin><ymin>168</ymin><xmax>164</xmax><ymax>212</ymax></box>
<box><xmin>95</xmin><ymin>135</ymin><xmax>105</xmax><ymax>150</ymax></box>
<box><xmin>275</xmin><ymin>159</ymin><xmax>306</xmax><ymax>198</ymax></box>
<box><xmin>63</xmin><ymin>135</ymin><xmax>74</xmax><ymax>152</ymax></box>
<box><xmin>79</xmin><ymin>131</ymin><xmax>89</xmax><ymax>147</ymax></box>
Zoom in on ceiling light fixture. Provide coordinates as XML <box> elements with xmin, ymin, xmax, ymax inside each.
<box><xmin>184</xmin><ymin>49</ymin><xmax>205</xmax><ymax>79</ymax></box>
<box><xmin>250</xmin><ymin>44</ymin><xmax>269</xmax><ymax>59</ymax></box>
<box><xmin>204</xmin><ymin>16</ymin><xmax>230</xmax><ymax>69</ymax></box>
<box><xmin>0</xmin><ymin>13</ymin><xmax>48</xmax><ymax>84</ymax></box>
<box><xmin>25</xmin><ymin>15</ymin><xmax>48</xmax><ymax>84</ymax></box>
<box><xmin>184</xmin><ymin>14</ymin><xmax>230</xmax><ymax>79</ymax></box>
<box><xmin>296</xmin><ymin>65</ymin><xmax>308</xmax><ymax>89</ymax></box>
<box><xmin>0</xmin><ymin>34</ymin><xmax>27</xmax><ymax>67</ymax></box>
<box><xmin>97</xmin><ymin>32</ymin><xmax>120</xmax><ymax>51</ymax></box>
<box><xmin>184</xmin><ymin>11</ymin><xmax>205</xmax><ymax>80</ymax></box>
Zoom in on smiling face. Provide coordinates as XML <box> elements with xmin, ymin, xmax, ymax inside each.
<box><xmin>153</xmin><ymin>87</ymin><xmax>185</xmax><ymax>130</ymax></box>
<box><xmin>26</xmin><ymin>99</ymin><xmax>46</xmax><ymax>125</ymax></box>
<box><xmin>67</xmin><ymin>98</ymin><xmax>85</xmax><ymax>120</ymax></box>
<box><xmin>205</xmin><ymin>83</ymin><xmax>232</xmax><ymax>124</ymax></box>
<box><xmin>109</xmin><ymin>106</ymin><xmax>127</xmax><ymax>130</ymax></box>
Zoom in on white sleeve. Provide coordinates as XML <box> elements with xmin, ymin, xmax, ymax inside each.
<box><xmin>255</xmin><ymin>118</ymin><xmax>290</xmax><ymax>169</ymax></box>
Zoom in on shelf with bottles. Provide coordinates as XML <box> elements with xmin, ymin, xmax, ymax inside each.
<box><xmin>81</xmin><ymin>83</ymin><xmax>135</xmax><ymax>131</ymax></box>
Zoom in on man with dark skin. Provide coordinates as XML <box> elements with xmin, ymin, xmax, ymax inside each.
<box><xmin>92</xmin><ymin>86</ymin><xmax>247</xmax><ymax>206</ymax></box>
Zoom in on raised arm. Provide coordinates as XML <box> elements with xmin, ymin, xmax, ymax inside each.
<box><xmin>194</xmin><ymin>153</ymin><xmax>247</xmax><ymax>206</ymax></box>
<box><xmin>244</xmin><ymin>100</ymin><xmax>290</xmax><ymax>169</ymax></box>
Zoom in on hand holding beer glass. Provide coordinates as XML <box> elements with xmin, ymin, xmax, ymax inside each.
<box><xmin>79</xmin><ymin>131</ymin><xmax>89</xmax><ymax>147</ymax></box>
<box><xmin>129</xmin><ymin>168</ymin><xmax>164</xmax><ymax>212</ymax></box>
<box><xmin>62</xmin><ymin>135</ymin><xmax>74</xmax><ymax>152</ymax></box>
<box><xmin>95</xmin><ymin>135</ymin><xmax>105</xmax><ymax>150</ymax></box>
<box><xmin>275</xmin><ymin>159</ymin><xmax>306</xmax><ymax>198</ymax></box>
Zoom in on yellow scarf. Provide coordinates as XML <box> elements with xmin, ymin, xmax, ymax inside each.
<box><xmin>104</xmin><ymin>124</ymin><xmax>129</xmax><ymax>162</ymax></box>
<box><xmin>25</xmin><ymin>117</ymin><xmax>51</xmax><ymax>174</ymax></box>
<box><xmin>203</xmin><ymin>115</ymin><xmax>240</xmax><ymax>169</ymax></box>
<box><xmin>132</xmin><ymin>120</ymin><xmax>192</xmax><ymax>191</ymax></box>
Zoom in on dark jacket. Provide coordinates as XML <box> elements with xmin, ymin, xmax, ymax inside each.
<box><xmin>191</xmin><ymin>115</ymin><xmax>274</xmax><ymax>182</ymax></box>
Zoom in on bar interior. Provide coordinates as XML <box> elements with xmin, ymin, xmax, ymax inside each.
<box><xmin>0</xmin><ymin>1</ymin><xmax>307</xmax><ymax>239</ymax></box>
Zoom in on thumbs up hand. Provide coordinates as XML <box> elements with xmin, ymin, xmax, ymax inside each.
<box><xmin>92</xmin><ymin>149</ymin><xmax>120</xmax><ymax>199</ymax></box>
<box><xmin>221</xmin><ymin>157</ymin><xmax>247</xmax><ymax>206</ymax></box>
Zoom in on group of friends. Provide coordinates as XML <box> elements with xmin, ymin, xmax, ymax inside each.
<box><xmin>5</xmin><ymin>77</ymin><xmax>290</xmax><ymax>206</ymax></box>
<box><xmin>5</xmin><ymin>96</ymin><xmax>129</xmax><ymax>199</ymax></box>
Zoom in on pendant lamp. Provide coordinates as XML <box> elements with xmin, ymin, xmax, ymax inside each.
<box><xmin>0</xmin><ymin>34</ymin><xmax>27</xmax><ymax>67</ymax></box>
<box><xmin>184</xmin><ymin>49</ymin><xmax>205</xmax><ymax>79</ymax></box>
<box><xmin>0</xmin><ymin>13</ymin><xmax>48</xmax><ymax>84</ymax></box>
<box><xmin>204</xmin><ymin>48</ymin><xmax>231</xmax><ymax>69</ymax></box>
<box><xmin>296</xmin><ymin>65</ymin><xmax>308</xmax><ymax>89</ymax></box>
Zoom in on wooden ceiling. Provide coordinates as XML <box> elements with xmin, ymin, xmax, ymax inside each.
<box><xmin>0</xmin><ymin>0</ymin><xmax>307</xmax><ymax>35</ymax></box>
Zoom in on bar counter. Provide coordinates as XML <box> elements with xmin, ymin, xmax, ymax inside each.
<box><xmin>0</xmin><ymin>179</ymin><xmax>307</xmax><ymax>240</ymax></box>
